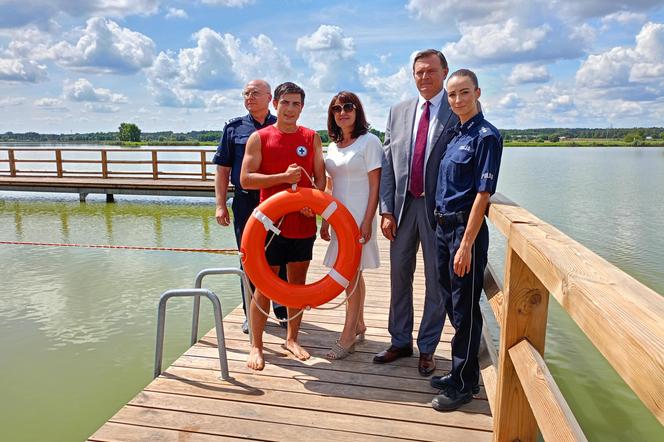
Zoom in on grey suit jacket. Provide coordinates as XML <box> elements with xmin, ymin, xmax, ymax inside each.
<box><xmin>379</xmin><ymin>93</ymin><xmax>459</xmax><ymax>229</ymax></box>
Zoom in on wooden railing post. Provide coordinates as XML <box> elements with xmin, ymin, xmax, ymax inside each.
<box><xmin>494</xmin><ymin>243</ymin><xmax>550</xmax><ymax>442</ymax></box>
<box><xmin>200</xmin><ymin>151</ymin><xmax>207</xmax><ymax>180</ymax></box>
<box><xmin>55</xmin><ymin>150</ymin><xmax>63</xmax><ymax>177</ymax></box>
<box><xmin>8</xmin><ymin>149</ymin><xmax>16</xmax><ymax>176</ymax></box>
<box><xmin>101</xmin><ymin>150</ymin><xmax>108</xmax><ymax>178</ymax></box>
<box><xmin>152</xmin><ymin>151</ymin><xmax>158</xmax><ymax>179</ymax></box>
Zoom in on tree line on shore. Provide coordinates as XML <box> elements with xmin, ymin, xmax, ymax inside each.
<box><xmin>2</xmin><ymin>123</ymin><xmax>663</xmax><ymax>145</ymax></box>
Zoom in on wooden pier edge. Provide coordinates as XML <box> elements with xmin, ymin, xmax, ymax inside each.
<box><xmin>86</xmin><ymin>191</ymin><xmax>663</xmax><ymax>441</ymax></box>
<box><xmin>89</xmin><ymin>234</ymin><xmax>495</xmax><ymax>441</ymax></box>
<box><xmin>485</xmin><ymin>193</ymin><xmax>663</xmax><ymax>440</ymax></box>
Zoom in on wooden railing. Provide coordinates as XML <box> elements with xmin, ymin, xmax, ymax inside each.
<box><xmin>481</xmin><ymin>193</ymin><xmax>664</xmax><ymax>441</ymax></box>
<box><xmin>0</xmin><ymin>147</ymin><xmax>217</xmax><ymax>180</ymax></box>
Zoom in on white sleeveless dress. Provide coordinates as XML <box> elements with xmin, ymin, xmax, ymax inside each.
<box><xmin>323</xmin><ymin>133</ymin><xmax>382</xmax><ymax>270</ymax></box>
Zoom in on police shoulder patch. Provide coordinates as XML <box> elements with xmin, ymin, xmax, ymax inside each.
<box><xmin>225</xmin><ymin>116</ymin><xmax>243</xmax><ymax>125</ymax></box>
<box><xmin>478</xmin><ymin>125</ymin><xmax>498</xmax><ymax>141</ymax></box>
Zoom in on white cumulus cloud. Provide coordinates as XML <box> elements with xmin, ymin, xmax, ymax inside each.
<box><xmin>0</xmin><ymin>96</ymin><xmax>26</xmax><ymax>106</ymax></box>
<box><xmin>0</xmin><ymin>58</ymin><xmax>47</xmax><ymax>82</ymax></box>
<box><xmin>602</xmin><ymin>11</ymin><xmax>648</xmax><ymax>26</ymax></box>
<box><xmin>34</xmin><ymin>97</ymin><xmax>66</xmax><ymax>109</ymax></box>
<box><xmin>360</xmin><ymin>64</ymin><xmax>414</xmax><ymax>104</ymax></box>
<box><xmin>406</xmin><ymin>0</ymin><xmax>523</xmax><ymax>25</ymax></box>
<box><xmin>498</xmin><ymin>93</ymin><xmax>525</xmax><ymax>109</ymax></box>
<box><xmin>443</xmin><ymin>19</ymin><xmax>550</xmax><ymax>64</ymax></box>
<box><xmin>177</xmin><ymin>28</ymin><xmax>239</xmax><ymax>90</ymax></box>
<box><xmin>0</xmin><ymin>0</ymin><xmax>160</xmax><ymax>29</ymax></box>
<box><xmin>550</xmin><ymin>0</ymin><xmax>663</xmax><ymax>21</ymax></box>
<box><xmin>63</xmin><ymin>78</ymin><xmax>128</xmax><ymax>103</ymax></box>
<box><xmin>146</xmin><ymin>28</ymin><xmax>293</xmax><ymax>108</ymax></box>
<box><xmin>165</xmin><ymin>8</ymin><xmax>188</xmax><ymax>19</ymax></box>
<box><xmin>3</xmin><ymin>26</ymin><xmax>55</xmax><ymax>60</ymax></box>
<box><xmin>507</xmin><ymin>64</ymin><xmax>551</xmax><ymax>85</ymax></box>
<box><xmin>577</xmin><ymin>22</ymin><xmax>664</xmax><ymax>89</ymax></box>
<box><xmin>84</xmin><ymin>103</ymin><xmax>120</xmax><ymax>113</ymax></box>
<box><xmin>545</xmin><ymin>94</ymin><xmax>574</xmax><ymax>112</ymax></box>
<box><xmin>443</xmin><ymin>15</ymin><xmax>596</xmax><ymax>66</ymax></box>
<box><xmin>296</xmin><ymin>25</ymin><xmax>361</xmax><ymax>91</ymax></box>
<box><xmin>52</xmin><ymin>17</ymin><xmax>155</xmax><ymax>74</ymax></box>
<box><xmin>201</xmin><ymin>0</ymin><xmax>255</xmax><ymax>7</ymax></box>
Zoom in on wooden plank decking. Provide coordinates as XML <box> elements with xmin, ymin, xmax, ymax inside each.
<box><xmin>89</xmin><ymin>235</ymin><xmax>493</xmax><ymax>441</ymax></box>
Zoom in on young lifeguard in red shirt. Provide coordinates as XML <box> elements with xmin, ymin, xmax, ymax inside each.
<box><xmin>240</xmin><ymin>82</ymin><xmax>325</xmax><ymax>371</ymax></box>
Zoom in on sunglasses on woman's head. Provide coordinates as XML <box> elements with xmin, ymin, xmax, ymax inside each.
<box><xmin>331</xmin><ymin>103</ymin><xmax>356</xmax><ymax>114</ymax></box>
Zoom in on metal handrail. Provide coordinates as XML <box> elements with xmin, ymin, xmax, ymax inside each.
<box><xmin>190</xmin><ymin>267</ymin><xmax>253</xmax><ymax>345</ymax></box>
<box><xmin>154</xmin><ymin>288</ymin><xmax>230</xmax><ymax>380</ymax></box>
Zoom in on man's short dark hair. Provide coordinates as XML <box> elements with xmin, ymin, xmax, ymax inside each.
<box><xmin>273</xmin><ymin>82</ymin><xmax>305</xmax><ymax>103</ymax></box>
<box><xmin>412</xmin><ymin>49</ymin><xmax>448</xmax><ymax>71</ymax></box>
<box><xmin>448</xmin><ymin>69</ymin><xmax>479</xmax><ymax>88</ymax></box>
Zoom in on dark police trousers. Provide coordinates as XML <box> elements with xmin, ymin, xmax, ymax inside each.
<box><xmin>435</xmin><ymin>216</ymin><xmax>489</xmax><ymax>392</ymax></box>
<box><xmin>231</xmin><ymin>191</ymin><xmax>286</xmax><ymax>316</ymax></box>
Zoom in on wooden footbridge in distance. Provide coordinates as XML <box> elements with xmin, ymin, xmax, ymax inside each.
<box><xmin>0</xmin><ymin>147</ymin><xmax>217</xmax><ymax>200</ymax></box>
<box><xmin>86</xmin><ymin>192</ymin><xmax>664</xmax><ymax>441</ymax></box>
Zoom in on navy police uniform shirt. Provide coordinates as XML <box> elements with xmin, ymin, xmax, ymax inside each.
<box><xmin>212</xmin><ymin>112</ymin><xmax>276</xmax><ymax>193</ymax></box>
<box><xmin>435</xmin><ymin>112</ymin><xmax>503</xmax><ymax>214</ymax></box>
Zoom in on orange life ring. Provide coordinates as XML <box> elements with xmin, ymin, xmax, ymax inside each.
<box><xmin>240</xmin><ymin>187</ymin><xmax>361</xmax><ymax>309</ymax></box>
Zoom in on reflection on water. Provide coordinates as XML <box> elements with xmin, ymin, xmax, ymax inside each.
<box><xmin>0</xmin><ymin>193</ymin><xmax>242</xmax><ymax>441</ymax></box>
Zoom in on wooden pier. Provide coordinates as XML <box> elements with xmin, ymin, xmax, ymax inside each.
<box><xmin>87</xmin><ymin>194</ymin><xmax>663</xmax><ymax>441</ymax></box>
<box><xmin>89</xmin><ymin>234</ymin><xmax>494</xmax><ymax>441</ymax></box>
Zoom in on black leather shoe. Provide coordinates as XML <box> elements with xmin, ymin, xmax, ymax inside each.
<box><xmin>241</xmin><ymin>319</ymin><xmax>249</xmax><ymax>334</ymax></box>
<box><xmin>418</xmin><ymin>353</ymin><xmax>436</xmax><ymax>376</ymax></box>
<box><xmin>432</xmin><ymin>386</ymin><xmax>473</xmax><ymax>412</ymax></box>
<box><xmin>373</xmin><ymin>345</ymin><xmax>413</xmax><ymax>364</ymax></box>
<box><xmin>430</xmin><ymin>373</ymin><xmax>480</xmax><ymax>394</ymax></box>
<box><xmin>274</xmin><ymin>305</ymin><xmax>287</xmax><ymax>318</ymax></box>
<box><xmin>274</xmin><ymin>306</ymin><xmax>288</xmax><ymax>328</ymax></box>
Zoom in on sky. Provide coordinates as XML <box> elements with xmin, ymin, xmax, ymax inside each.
<box><xmin>1</xmin><ymin>0</ymin><xmax>663</xmax><ymax>133</ymax></box>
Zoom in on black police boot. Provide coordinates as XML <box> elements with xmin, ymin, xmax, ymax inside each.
<box><xmin>430</xmin><ymin>373</ymin><xmax>480</xmax><ymax>394</ymax></box>
<box><xmin>431</xmin><ymin>385</ymin><xmax>473</xmax><ymax>412</ymax></box>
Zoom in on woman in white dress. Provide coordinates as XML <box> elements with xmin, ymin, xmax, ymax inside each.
<box><xmin>320</xmin><ymin>91</ymin><xmax>382</xmax><ymax>359</ymax></box>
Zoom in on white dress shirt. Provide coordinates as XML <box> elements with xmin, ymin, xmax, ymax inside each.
<box><xmin>408</xmin><ymin>88</ymin><xmax>446</xmax><ymax>196</ymax></box>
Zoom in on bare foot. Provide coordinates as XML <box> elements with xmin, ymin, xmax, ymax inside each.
<box><xmin>247</xmin><ymin>346</ymin><xmax>265</xmax><ymax>370</ymax></box>
<box><xmin>283</xmin><ymin>340</ymin><xmax>310</xmax><ymax>360</ymax></box>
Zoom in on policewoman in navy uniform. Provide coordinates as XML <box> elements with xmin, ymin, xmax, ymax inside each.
<box><xmin>213</xmin><ymin>79</ymin><xmax>287</xmax><ymax>333</ymax></box>
<box><xmin>429</xmin><ymin>69</ymin><xmax>503</xmax><ymax>411</ymax></box>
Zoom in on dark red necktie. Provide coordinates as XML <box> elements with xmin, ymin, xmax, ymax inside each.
<box><xmin>410</xmin><ymin>100</ymin><xmax>430</xmax><ymax>197</ymax></box>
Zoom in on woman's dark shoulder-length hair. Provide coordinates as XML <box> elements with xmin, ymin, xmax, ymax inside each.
<box><xmin>327</xmin><ymin>91</ymin><xmax>369</xmax><ymax>143</ymax></box>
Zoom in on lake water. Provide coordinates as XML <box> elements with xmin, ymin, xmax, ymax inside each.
<box><xmin>0</xmin><ymin>146</ymin><xmax>663</xmax><ymax>440</ymax></box>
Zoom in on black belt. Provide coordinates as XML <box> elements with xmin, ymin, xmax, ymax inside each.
<box><xmin>434</xmin><ymin>210</ymin><xmax>469</xmax><ymax>227</ymax></box>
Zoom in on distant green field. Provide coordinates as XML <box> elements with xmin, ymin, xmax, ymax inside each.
<box><xmin>115</xmin><ymin>139</ymin><xmax>664</xmax><ymax>148</ymax></box>
<box><xmin>504</xmin><ymin>139</ymin><xmax>664</xmax><ymax>147</ymax></box>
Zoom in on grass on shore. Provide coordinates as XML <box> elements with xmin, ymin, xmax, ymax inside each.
<box><xmin>505</xmin><ymin>139</ymin><xmax>664</xmax><ymax>147</ymax></box>
<box><xmin>5</xmin><ymin>139</ymin><xmax>662</xmax><ymax>148</ymax></box>
<box><xmin>117</xmin><ymin>138</ymin><xmax>664</xmax><ymax>148</ymax></box>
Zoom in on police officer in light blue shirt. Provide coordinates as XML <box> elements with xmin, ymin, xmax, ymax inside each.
<box><xmin>213</xmin><ymin>79</ymin><xmax>287</xmax><ymax>333</ymax></box>
<box><xmin>429</xmin><ymin>69</ymin><xmax>503</xmax><ymax>411</ymax></box>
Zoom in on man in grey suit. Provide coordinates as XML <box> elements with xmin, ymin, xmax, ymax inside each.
<box><xmin>374</xmin><ymin>49</ymin><xmax>459</xmax><ymax>376</ymax></box>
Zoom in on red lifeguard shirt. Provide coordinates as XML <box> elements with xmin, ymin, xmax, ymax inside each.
<box><xmin>258</xmin><ymin>125</ymin><xmax>317</xmax><ymax>239</ymax></box>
